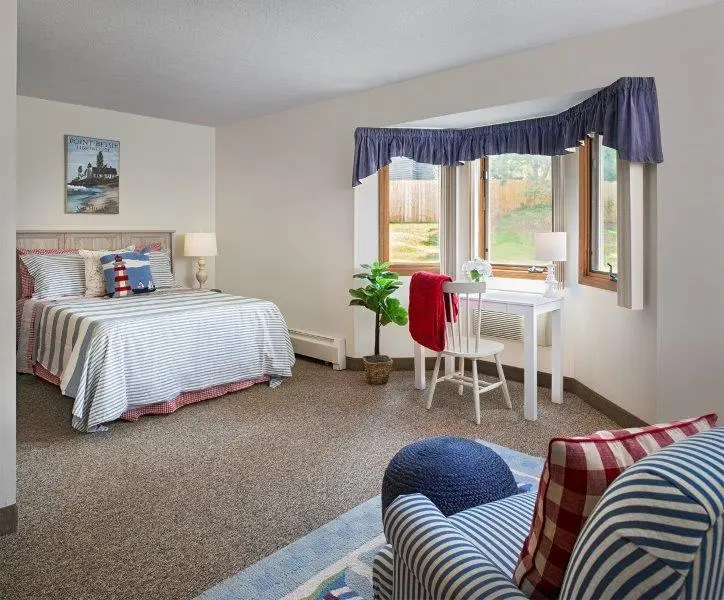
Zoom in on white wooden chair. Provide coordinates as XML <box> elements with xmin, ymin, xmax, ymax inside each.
<box><xmin>426</xmin><ymin>281</ymin><xmax>512</xmax><ymax>424</ymax></box>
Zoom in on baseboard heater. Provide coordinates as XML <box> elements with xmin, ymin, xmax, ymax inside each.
<box><xmin>289</xmin><ymin>329</ymin><xmax>346</xmax><ymax>370</ymax></box>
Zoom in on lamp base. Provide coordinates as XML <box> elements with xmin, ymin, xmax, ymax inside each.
<box><xmin>195</xmin><ymin>256</ymin><xmax>208</xmax><ymax>290</ymax></box>
<box><xmin>543</xmin><ymin>263</ymin><xmax>559</xmax><ymax>298</ymax></box>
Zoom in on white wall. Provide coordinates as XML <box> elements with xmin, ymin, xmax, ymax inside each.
<box><xmin>563</xmin><ymin>156</ymin><xmax>659</xmax><ymax>423</ymax></box>
<box><xmin>215</xmin><ymin>3</ymin><xmax>724</xmax><ymax>424</ymax></box>
<box><xmin>16</xmin><ymin>97</ymin><xmax>216</xmax><ymax>288</ymax></box>
<box><xmin>1</xmin><ymin>0</ymin><xmax>17</xmax><ymax>516</ymax></box>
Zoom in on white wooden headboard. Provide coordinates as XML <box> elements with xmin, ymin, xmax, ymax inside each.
<box><xmin>16</xmin><ymin>230</ymin><xmax>175</xmax><ymax>298</ymax></box>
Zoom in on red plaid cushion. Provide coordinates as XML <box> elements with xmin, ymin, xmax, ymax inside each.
<box><xmin>17</xmin><ymin>248</ymin><xmax>78</xmax><ymax>298</ymax></box>
<box><xmin>138</xmin><ymin>243</ymin><xmax>163</xmax><ymax>252</ymax></box>
<box><xmin>513</xmin><ymin>413</ymin><xmax>718</xmax><ymax>599</ymax></box>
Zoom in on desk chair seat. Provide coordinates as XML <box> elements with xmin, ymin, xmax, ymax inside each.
<box><xmin>426</xmin><ymin>281</ymin><xmax>512</xmax><ymax>424</ymax></box>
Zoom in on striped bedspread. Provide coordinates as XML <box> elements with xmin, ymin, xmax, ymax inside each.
<box><xmin>19</xmin><ymin>290</ymin><xmax>294</xmax><ymax>432</ymax></box>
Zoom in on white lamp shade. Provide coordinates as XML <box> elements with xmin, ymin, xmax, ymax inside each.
<box><xmin>535</xmin><ymin>232</ymin><xmax>567</xmax><ymax>262</ymax></box>
<box><xmin>184</xmin><ymin>232</ymin><xmax>217</xmax><ymax>257</ymax></box>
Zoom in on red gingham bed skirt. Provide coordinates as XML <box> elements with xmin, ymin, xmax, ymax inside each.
<box><xmin>33</xmin><ymin>363</ymin><xmax>269</xmax><ymax>423</ymax></box>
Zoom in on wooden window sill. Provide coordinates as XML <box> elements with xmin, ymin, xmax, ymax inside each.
<box><xmin>388</xmin><ymin>263</ymin><xmax>440</xmax><ymax>276</ymax></box>
<box><xmin>492</xmin><ymin>266</ymin><xmax>546</xmax><ymax>281</ymax></box>
<box><xmin>579</xmin><ymin>272</ymin><xmax>617</xmax><ymax>291</ymax></box>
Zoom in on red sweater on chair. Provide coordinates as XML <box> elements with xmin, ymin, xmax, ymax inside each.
<box><xmin>408</xmin><ymin>272</ymin><xmax>458</xmax><ymax>352</ymax></box>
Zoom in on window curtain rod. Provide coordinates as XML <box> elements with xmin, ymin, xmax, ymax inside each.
<box><xmin>352</xmin><ymin>77</ymin><xmax>663</xmax><ymax>186</ymax></box>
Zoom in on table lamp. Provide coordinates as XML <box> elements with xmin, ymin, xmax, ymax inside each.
<box><xmin>535</xmin><ymin>232</ymin><xmax>566</xmax><ymax>298</ymax></box>
<box><xmin>184</xmin><ymin>232</ymin><xmax>217</xmax><ymax>290</ymax></box>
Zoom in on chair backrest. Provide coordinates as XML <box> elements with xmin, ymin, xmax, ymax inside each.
<box><xmin>441</xmin><ymin>281</ymin><xmax>487</xmax><ymax>354</ymax></box>
<box><xmin>560</xmin><ymin>426</ymin><xmax>724</xmax><ymax>599</ymax></box>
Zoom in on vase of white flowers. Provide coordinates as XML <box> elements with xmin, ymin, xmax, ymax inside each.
<box><xmin>461</xmin><ymin>259</ymin><xmax>493</xmax><ymax>282</ymax></box>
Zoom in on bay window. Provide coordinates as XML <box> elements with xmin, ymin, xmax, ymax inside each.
<box><xmin>478</xmin><ymin>154</ymin><xmax>555</xmax><ymax>279</ymax></box>
<box><xmin>378</xmin><ymin>157</ymin><xmax>441</xmax><ymax>275</ymax></box>
<box><xmin>579</xmin><ymin>135</ymin><xmax>619</xmax><ymax>291</ymax></box>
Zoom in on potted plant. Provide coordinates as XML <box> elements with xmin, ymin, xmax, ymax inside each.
<box><xmin>349</xmin><ymin>261</ymin><xmax>408</xmax><ymax>384</ymax></box>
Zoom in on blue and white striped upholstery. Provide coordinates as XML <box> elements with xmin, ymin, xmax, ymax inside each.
<box><xmin>560</xmin><ymin>427</ymin><xmax>724</xmax><ymax>599</ymax></box>
<box><xmin>378</xmin><ymin>492</ymin><xmax>533</xmax><ymax>599</ymax></box>
<box><xmin>684</xmin><ymin>516</ymin><xmax>724</xmax><ymax>600</ymax></box>
<box><xmin>448</xmin><ymin>492</ymin><xmax>535</xmax><ymax>579</ymax></box>
<box><xmin>373</xmin><ymin>545</ymin><xmax>394</xmax><ymax>600</ymax></box>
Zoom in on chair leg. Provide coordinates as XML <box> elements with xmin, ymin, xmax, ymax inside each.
<box><xmin>495</xmin><ymin>353</ymin><xmax>512</xmax><ymax>409</ymax></box>
<box><xmin>458</xmin><ymin>357</ymin><xmax>464</xmax><ymax>396</ymax></box>
<box><xmin>471</xmin><ymin>359</ymin><xmax>481</xmax><ymax>425</ymax></box>
<box><xmin>426</xmin><ymin>354</ymin><xmax>442</xmax><ymax>410</ymax></box>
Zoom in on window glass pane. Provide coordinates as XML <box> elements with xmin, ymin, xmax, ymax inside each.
<box><xmin>593</xmin><ymin>143</ymin><xmax>618</xmax><ymax>274</ymax></box>
<box><xmin>388</xmin><ymin>157</ymin><xmax>440</xmax><ymax>264</ymax></box>
<box><xmin>488</xmin><ymin>154</ymin><xmax>552</xmax><ymax>266</ymax></box>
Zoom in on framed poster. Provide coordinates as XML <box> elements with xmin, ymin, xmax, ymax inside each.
<box><xmin>65</xmin><ymin>135</ymin><xmax>120</xmax><ymax>214</ymax></box>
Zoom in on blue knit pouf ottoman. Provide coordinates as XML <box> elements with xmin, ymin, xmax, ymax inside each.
<box><xmin>381</xmin><ymin>436</ymin><xmax>518</xmax><ymax>518</ymax></box>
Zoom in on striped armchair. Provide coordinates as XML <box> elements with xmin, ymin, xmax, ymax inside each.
<box><xmin>373</xmin><ymin>427</ymin><xmax>724</xmax><ymax>600</ymax></box>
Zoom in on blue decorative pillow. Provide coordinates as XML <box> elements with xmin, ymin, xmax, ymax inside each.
<box><xmin>100</xmin><ymin>249</ymin><xmax>156</xmax><ymax>297</ymax></box>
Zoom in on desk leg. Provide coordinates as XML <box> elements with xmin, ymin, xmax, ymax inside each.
<box><xmin>414</xmin><ymin>342</ymin><xmax>426</xmax><ymax>390</ymax></box>
<box><xmin>551</xmin><ymin>308</ymin><xmax>563</xmax><ymax>404</ymax></box>
<box><xmin>523</xmin><ymin>308</ymin><xmax>538</xmax><ymax>421</ymax></box>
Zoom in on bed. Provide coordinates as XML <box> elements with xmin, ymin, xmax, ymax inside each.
<box><xmin>16</xmin><ymin>230</ymin><xmax>295</xmax><ymax>432</ymax></box>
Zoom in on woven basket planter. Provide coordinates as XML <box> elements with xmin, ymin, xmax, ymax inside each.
<box><xmin>363</xmin><ymin>355</ymin><xmax>393</xmax><ymax>385</ymax></box>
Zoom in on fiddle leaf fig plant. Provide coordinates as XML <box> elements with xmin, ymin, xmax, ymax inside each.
<box><xmin>349</xmin><ymin>261</ymin><xmax>408</xmax><ymax>357</ymax></box>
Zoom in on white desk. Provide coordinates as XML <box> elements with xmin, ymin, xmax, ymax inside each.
<box><xmin>413</xmin><ymin>290</ymin><xmax>563</xmax><ymax>421</ymax></box>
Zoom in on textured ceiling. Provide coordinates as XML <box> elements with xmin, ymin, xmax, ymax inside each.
<box><xmin>18</xmin><ymin>0</ymin><xmax>718</xmax><ymax>126</ymax></box>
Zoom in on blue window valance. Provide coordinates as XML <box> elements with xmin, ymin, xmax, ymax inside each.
<box><xmin>352</xmin><ymin>77</ymin><xmax>662</xmax><ymax>186</ymax></box>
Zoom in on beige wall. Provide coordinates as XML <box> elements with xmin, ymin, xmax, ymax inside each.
<box><xmin>1</xmin><ymin>0</ymin><xmax>17</xmax><ymax>513</ymax></box>
<box><xmin>16</xmin><ymin>97</ymin><xmax>217</xmax><ymax>289</ymax></box>
<box><xmin>216</xmin><ymin>3</ymin><xmax>724</xmax><ymax>424</ymax></box>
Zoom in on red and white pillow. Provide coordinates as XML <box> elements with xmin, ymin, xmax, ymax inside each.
<box><xmin>513</xmin><ymin>413</ymin><xmax>718</xmax><ymax>599</ymax></box>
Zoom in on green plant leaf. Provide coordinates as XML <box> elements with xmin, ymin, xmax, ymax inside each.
<box><xmin>350</xmin><ymin>262</ymin><xmax>407</xmax><ymax>353</ymax></box>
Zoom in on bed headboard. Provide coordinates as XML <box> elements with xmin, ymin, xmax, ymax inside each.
<box><xmin>16</xmin><ymin>230</ymin><xmax>175</xmax><ymax>299</ymax></box>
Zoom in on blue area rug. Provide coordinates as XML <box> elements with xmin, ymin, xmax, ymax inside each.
<box><xmin>196</xmin><ymin>441</ymin><xmax>544</xmax><ymax>600</ymax></box>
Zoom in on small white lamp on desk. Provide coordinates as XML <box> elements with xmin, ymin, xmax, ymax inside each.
<box><xmin>184</xmin><ymin>232</ymin><xmax>217</xmax><ymax>290</ymax></box>
<box><xmin>535</xmin><ymin>232</ymin><xmax>567</xmax><ymax>298</ymax></box>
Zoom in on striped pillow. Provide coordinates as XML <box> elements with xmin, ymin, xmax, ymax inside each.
<box><xmin>19</xmin><ymin>253</ymin><xmax>86</xmax><ymax>300</ymax></box>
<box><xmin>17</xmin><ymin>248</ymin><xmax>78</xmax><ymax>298</ymax></box>
<box><xmin>149</xmin><ymin>250</ymin><xmax>177</xmax><ymax>288</ymax></box>
<box><xmin>514</xmin><ymin>413</ymin><xmax>718</xmax><ymax>599</ymax></box>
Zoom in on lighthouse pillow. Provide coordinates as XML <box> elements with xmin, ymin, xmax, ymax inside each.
<box><xmin>100</xmin><ymin>249</ymin><xmax>156</xmax><ymax>298</ymax></box>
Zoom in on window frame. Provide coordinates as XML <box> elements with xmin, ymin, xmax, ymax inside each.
<box><xmin>579</xmin><ymin>138</ymin><xmax>618</xmax><ymax>291</ymax></box>
<box><xmin>378</xmin><ymin>164</ymin><xmax>441</xmax><ymax>276</ymax></box>
<box><xmin>477</xmin><ymin>157</ymin><xmax>548</xmax><ymax>280</ymax></box>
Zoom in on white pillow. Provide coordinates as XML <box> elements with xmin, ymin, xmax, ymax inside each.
<box><xmin>149</xmin><ymin>250</ymin><xmax>177</xmax><ymax>288</ymax></box>
<box><xmin>20</xmin><ymin>253</ymin><xmax>86</xmax><ymax>300</ymax></box>
<box><xmin>79</xmin><ymin>247</ymin><xmax>134</xmax><ymax>297</ymax></box>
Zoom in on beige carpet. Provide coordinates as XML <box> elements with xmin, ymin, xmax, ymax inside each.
<box><xmin>1</xmin><ymin>359</ymin><xmax>616</xmax><ymax>600</ymax></box>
